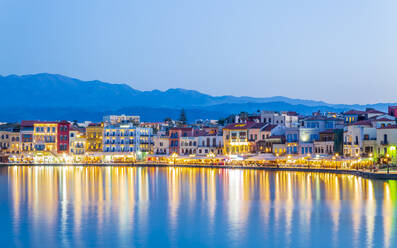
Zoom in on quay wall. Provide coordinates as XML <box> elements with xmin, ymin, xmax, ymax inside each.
<box><xmin>1</xmin><ymin>163</ymin><xmax>397</xmax><ymax>180</ymax></box>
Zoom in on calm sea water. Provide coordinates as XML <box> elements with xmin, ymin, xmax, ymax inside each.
<box><xmin>0</xmin><ymin>166</ymin><xmax>396</xmax><ymax>248</ymax></box>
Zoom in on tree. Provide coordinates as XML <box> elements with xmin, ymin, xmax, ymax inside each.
<box><xmin>179</xmin><ymin>109</ymin><xmax>187</xmax><ymax>125</ymax></box>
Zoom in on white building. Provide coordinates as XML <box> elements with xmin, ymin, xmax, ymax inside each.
<box><xmin>103</xmin><ymin>115</ymin><xmax>140</xmax><ymax>125</ymax></box>
<box><xmin>153</xmin><ymin>136</ymin><xmax>170</xmax><ymax>155</ymax></box>
<box><xmin>260</xmin><ymin>111</ymin><xmax>299</xmax><ymax>127</ymax></box>
<box><xmin>344</xmin><ymin>120</ymin><xmax>376</xmax><ymax>157</ymax></box>
<box><xmin>179</xmin><ymin>136</ymin><xmax>198</xmax><ymax>155</ymax></box>
<box><xmin>197</xmin><ymin>134</ymin><xmax>223</xmax><ymax>156</ymax></box>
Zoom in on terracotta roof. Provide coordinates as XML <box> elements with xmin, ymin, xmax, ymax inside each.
<box><xmin>224</xmin><ymin>122</ymin><xmax>262</xmax><ymax>130</ymax></box>
<box><xmin>349</xmin><ymin>120</ymin><xmax>373</xmax><ymax>127</ymax></box>
<box><xmin>250</xmin><ymin>123</ymin><xmax>267</xmax><ymax>129</ymax></box>
<box><xmin>378</xmin><ymin>124</ymin><xmax>397</xmax><ymax>129</ymax></box>
<box><xmin>195</xmin><ymin>130</ymin><xmax>214</xmax><ymax>136</ymax></box>
<box><xmin>305</xmin><ymin>116</ymin><xmax>342</xmax><ymax>121</ymax></box>
<box><xmin>365</xmin><ymin>109</ymin><xmax>385</xmax><ymax>114</ymax></box>
<box><xmin>88</xmin><ymin>123</ymin><xmax>102</xmax><ymax>127</ymax></box>
<box><xmin>170</xmin><ymin>127</ymin><xmax>193</xmax><ymax>131</ymax></box>
<box><xmin>344</xmin><ymin>110</ymin><xmax>365</xmax><ymax>115</ymax></box>
<box><xmin>21</xmin><ymin>120</ymin><xmax>37</xmax><ymax>126</ymax></box>
<box><xmin>374</xmin><ymin>118</ymin><xmax>395</xmax><ymax>122</ymax></box>
<box><xmin>282</xmin><ymin>111</ymin><xmax>298</xmax><ymax>116</ymax></box>
<box><xmin>262</xmin><ymin>124</ymin><xmax>277</xmax><ymax>131</ymax></box>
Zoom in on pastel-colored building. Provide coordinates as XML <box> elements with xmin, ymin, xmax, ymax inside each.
<box><xmin>169</xmin><ymin>127</ymin><xmax>194</xmax><ymax>154</ymax></box>
<box><xmin>153</xmin><ymin>136</ymin><xmax>170</xmax><ymax>155</ymax></box>
<box><xmin>103</xmin><ymin>124</ymin><xmax>152</xmax><ymax>160</ymax></box>
<box><xmin>103</xmin><ymin>115</ymin><xmax>140</xmax><ymax>125</ymax></box>
<box><xmin>86</xmin><ymin>123</ymin><xmax>103</xmax><ymax>152</ymax></box>
<box><xmin>223</xmin><ymin>123</ymin><xmax>258</xmax><ymax>155</ymax></box>
<box><xmin>197</xmin><ymin>132</ymin><xmax>223</xmax><ymax>156</ymax></box>
<box><xmin>69</xmin><ymin>127</ymin><xmax>86</xmax><ymax>155</ymax></box>
<box><xmin>33</xmin><ymin>121</ymin><xmax>70</xmax><ymax>154</ymax></box>
<box><xmin>179</xmin><ymin>136</ymin><xmax>198</xmax><ymax>155</ymax></box>
<box><xmin>376</xmin><ymin>125</ymin><xmax>397</xmax><ymax>164</ymax></box>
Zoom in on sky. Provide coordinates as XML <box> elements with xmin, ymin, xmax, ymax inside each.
<box><xmin>1</xmin><ymin>0</ymin><xmax>397</xmax><ymax>104</ymax></box>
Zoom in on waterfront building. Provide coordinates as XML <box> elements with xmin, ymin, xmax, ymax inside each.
<box><xmin>272</xmin><ymin>142</ymin><xmax>286</xmax><ymax>155</ymax></box>
<box><xmin>343</xmin><ymin>115</ymin><xmax>396</xmax><ymax>158</ymax></box>
<box><xmin>179</xmin><ymin>136</ymin><xmax>198</xmax><ymax>155</ymax></box>
<box><xmin>32</xmin><ymin>122</ymin><xmax>57</xmax><ymax>153</ymax></box>
<box><xmin>376</xmin><ymin>125</ymin><xmax>397</xmax><ymax>164</ymax></box>
<box><xmin>314</xmin><ymin>130</ymin><xmax>335</xmax><ymax>155</ymax></box>
<box><xmin>21</xmin><ymin>121</ymin><xmax>34</xmax><ymax>153</ymax></box>
<box><xmin>169</xmin><ymin>127</ymin><xmax>194</xmax><ymax>154</ymax></box>
<box><xmin>313</xmin><ymin>129</ymin><xmax>344</xmax><ymax>156</ymax></box>
<box><xmin>286</xmin><ymin>127</ymin><xmax>299</xmax><ymax>155</ymax></box>
<box><xmin>57</xmin><ymin>121</ymin><xmax>70</xmax><ymax>154</ymax></box>
<box><xmin>0</xmin><ymin>123</ymin><xmax>21</xmax><ymax>162</ymax></box>
<box><xmin>153</xmin><ymin>136</ymin><xmax>170</xmax><ymax>155</ymax></box>
<box><xmin>247</xmin><ymin>123</ymin><xmax>268</xmax><ymax>153</ymax></box>
<box><xmin>33</xmin><ymin>121</ymin><xmax>70</xmax><ymax>154</ymax></box>
<box><xmin>255</xmin><ymin>134</ymin><xmax>285</xmax><ymax>154</ymax></box>
<box><xmin>196</xmin><ymin>132</ymin><xmax>223</xmax><ymax>156</ymax></box>
<box><xmin>254</xmin><ymin>124</ymin><xmax>284</xmax><ymax>153</ymax></box>
<box><xmin>223</xmin><ymin>123</ymin><xmax>259</xmax><ymax>155</ymax></box>
<box><xmin>103</xmin><ymin>115</ymin><xmax>140</xmax><ymax>125</ymax></box>
<box><xmin>299</xmin><ymin>116</ymin><xmax>343</xmax><ymax>155</ymax></box>
<box><xmin>86</xmin><ymin>123</ymin><xmax>103</xmax><ymax>152</ymax></box>
<box><xmin>69</xmin><ymin>127</ymin><xmax>86</xmax><ymax>156</ymax></box>
<box><xmin>343</xmin><ymin>120</ymin><xmax>375</xmax><ymax>157</ymax></box>
<box><xmin>103</xmin><ymin>123</ymin><xmax>152</xmax><ymax>162</ymax></box>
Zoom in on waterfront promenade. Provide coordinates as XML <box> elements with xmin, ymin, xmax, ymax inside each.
<box><xmin>2</xmin><ymin>162</ymin><xmax>397</xmax><ymax>180</ymax></box>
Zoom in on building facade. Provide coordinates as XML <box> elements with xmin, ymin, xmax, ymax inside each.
<box><xmin>86</xmin><ymin>123</ymin><xmax>103</xmax><ymax>152</ymax></box>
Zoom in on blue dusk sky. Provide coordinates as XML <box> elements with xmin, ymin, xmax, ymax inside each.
<box><xmin>1</xmin><ymin>0</ymin><xmax>396</xmax><ymax>104</ymax></box>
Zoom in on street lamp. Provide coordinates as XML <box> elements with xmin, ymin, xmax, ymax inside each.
<box><xmin>207</xmin><ymin>152</ymin><xmax>215</xmax><ymax>166</ymax></box>
<box><xmin>390</xmin><ymin>146</ymin><xmax>396</xmax><ymax>171</ymax></box>
<box><xmin>386</xmin><ymin>153</ymin><xmax>390</xmax><ymax>174</ymax></box>
<box><xmin>369</xmin><ymin>153</ymin><xmax>373</xmax><ymax>172</ymax></box>
<box><xmin>171</xmin><ymin>152</ymin><xmax>178</xmax><ymax>166</ymax></box>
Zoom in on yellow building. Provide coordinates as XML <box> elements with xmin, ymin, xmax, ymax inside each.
<box><xmin>33</xmin><ymin>122</ymin><xmax>58</xmax><ymax>153</ymax></box>
<box><xmin>223</xmin><ymin>123</ymin><xmax>257</xmax><ymax>155</ymax></box>
<box><xmin>0</xmin><ymin>131</ymin><xmax>21</xmax><ymax>155</ymax></box>
<box><xmin>86</xmin><ymin>123</ymin><xmax>103</xmax><ymax>152</ymax></box>
<box><xmin>0</xmin><ymin>123</ymin><xmax>22</xmax><ymax>162</ymax></box>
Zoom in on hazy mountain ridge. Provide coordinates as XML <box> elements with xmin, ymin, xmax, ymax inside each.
<box><xmin>0</xmin><ymin>73</ymin><xmax>395</xmax><ymax>122</ymax></box>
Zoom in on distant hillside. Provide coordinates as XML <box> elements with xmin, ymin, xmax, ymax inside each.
<box><xmin>0</xmin><ymin>73</ymin><xmax>336</xmax><ymax>108</ymax></box>
<box><xmin>0</xmin><ymin>73</ymin><xmax>395</xmax><ymax>122</ymax></box>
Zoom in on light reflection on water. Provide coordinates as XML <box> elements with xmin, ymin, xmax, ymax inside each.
<box><xmin>1</xmin><ymin>166</ymin><xmax>397</xmax><ymax>247</ymax></box>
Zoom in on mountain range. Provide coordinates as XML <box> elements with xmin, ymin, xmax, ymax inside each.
<box><xmin>0</xmin><ymin>73</ymin><xmax>395</xmax><ymax>122</ymax></box>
